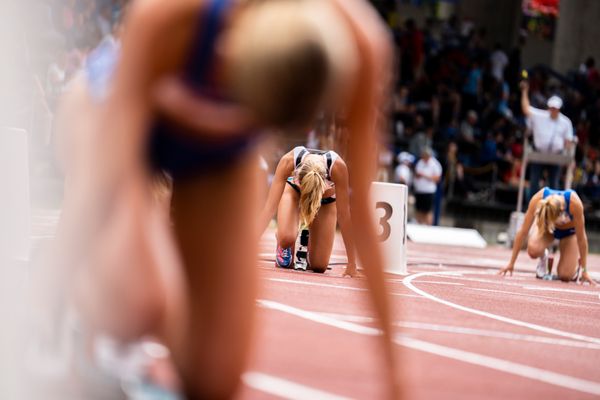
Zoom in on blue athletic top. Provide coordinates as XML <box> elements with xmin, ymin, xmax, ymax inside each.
<box><xmin>85</xmin><ymin>0</ymin><xmax>256</xmax><ymax>178</ymax></box>
<box><xmin>542</xmin><ymin>187</ymin><xmax>573</xmax><ymax>221</ymax></box>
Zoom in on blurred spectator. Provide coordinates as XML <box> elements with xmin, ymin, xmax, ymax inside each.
<box><xmin>582</xmin><ymin>159</ymin><xmax>600</xmax><ymax>204</ymax></box>
<box><xmin>462</xmin><ymin>60</ymin><xmax>482</xmax><ymax>115</ymax></box>
<box><xmin>521</xmin><ymin>81</ymin><xmax>574</xmax><ymax>197</ymax></box>
<box><xmin>505</xmin><ymin>34</ymin><xmax>526</xmax><ymax>90</ymax></box>
<box><xmin>459</xmin><ymin>110</ymin><xmax>480</xmax><ymax>143</ymax></box>
<box><xmin>377</xmin><ymin>146</ymin><xmax>394</xmax><ymax>182</ymax></box>
<box><xmin>490</xmin><ymin>43</ymin><xmax>508</xmax><ymax>83</ymax></box>
<box><xmin>414</xmin><ymin>147</ymin><xmax>442</xmax><ymax>225</ymax></box>
<box><xmin>394</xmin><ymin>152</ymin><xmax>415</xmax><ymax>186</ymax></box>
<box><xmin>580</xmin><ymin>57</ymin><xmax>600</xmax><ymax>90</ymax></box>
<box><xmin>409</xmin><ymin>117</ymin><xmax>433</xmax><ymax>158</ymax></box>
<box><xmin>399</xmin><ymin>18</ymin><xmax>424</xmax><ymax>83</ymax></box>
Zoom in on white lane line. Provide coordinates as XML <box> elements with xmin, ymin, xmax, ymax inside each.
<box><xmin>397</xmin><ymin>321</ymin><xmax>600</xmax><ymax>350</ymax></box>
<box><xmin>403</xmin><ymin>271</ymin><xmax>600</xmax><ymax>344</ymax></box>
<box><xmin>522</xmin><ymin>286</ymin><xmax>600</xmax><ymax>296</ymax></box>
<box><xmin>441</xmin><ymin>275</ymin><xmax>538</xmax><ymax>288</ymax></box>
<box><xmin>258</xmin><ymin>300</ymin><xmax>378</xmax><ymax>336</ymax></box>
<box><xmin>265</xmin><ymin>277</ymin><xmax>424</xmax><ymax>298</ymax></box>
<box><xmin>314</xmin><ymin>312</ymin><xmax>600</xmax><ymax>350</ymax></box>
<box><xmin>391</xmin><ymin>293</ymin><xmax>423</xmax><ymax>298</ymax></box>
<box><xmin>258</xmin><ymin>300</ymin><xmax>600</xmax><ymax>396</ymax></box>
<box><xmin>243</xmin><ymin>372</ymin><xmax>353</xmax><ymax>400</ymax></box>
<box><xmin>398</xmin><ymin>336</ymin><xmax>600</xmax><ymax>396</ymax></box>
<box><xmin>468</xmin><ymin>287</ymin><xmax>600</xmax><ymax>306</ymax></box>
<box><xmin>266</xmin><ymin>278</ymin><xmax>366</xmax><ymax>292</ymax></box>
<box><xmin>409</xmin><ymin>280</ymin><xmax>464</xmax><ymax>286</ymax></box>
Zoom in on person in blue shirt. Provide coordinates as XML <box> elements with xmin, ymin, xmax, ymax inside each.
<box><xmin>500</xmin><ymin>187</ymin><xmax>595</xmax><ymax>285</ymax></box>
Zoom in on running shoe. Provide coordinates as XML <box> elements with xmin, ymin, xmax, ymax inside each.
<box><xmin>535</xmin><ymin>249</ymin><xmax>549</xmax><ymax>279</ymax></box>
<box><xmin>275</xmin><ymin>245</ymin><xmax>294</xmax><ymax>269</ymax></box>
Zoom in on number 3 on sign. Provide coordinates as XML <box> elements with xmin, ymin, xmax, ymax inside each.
<box><xmin>375</xmin><ymin>201</ymin><xmax>392</xmax><ymax>242</ymax></box>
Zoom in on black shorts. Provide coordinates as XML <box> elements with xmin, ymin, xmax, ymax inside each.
<box><xmin>415</xmin><ymin>193</ymin><xmax>434</xmax><ymax>212</ymax></box>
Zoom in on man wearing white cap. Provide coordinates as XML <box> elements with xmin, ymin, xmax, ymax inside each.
<box><xmin>520</xmin><ymin>81</ymin><xmax>574</xmax><ymax>199</ymax></box>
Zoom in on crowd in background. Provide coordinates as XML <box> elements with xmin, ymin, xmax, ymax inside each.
<box><xmin>23</xmin><ymin>0</ymin><xmax>600</xmax><ymax>218</ymax></box>
<box><xmin>33</xmin><ymin>0</ymin><xmax>125</xmax><ymax>107</ymax></box>
<box><xmin>376</xmin><ymin>12</ymin><xmax>600</xmax><ymax>216</ymax></box>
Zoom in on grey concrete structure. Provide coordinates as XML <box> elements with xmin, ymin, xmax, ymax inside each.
<box><xmin>456</xmin><ymin>0</ymin><xmax>522</xmax><ymax>49</ymax></box>
<box><xmin>552</xmin><ymin>0</ymin><xmax>600</xmax><ymax>73</ymax></box>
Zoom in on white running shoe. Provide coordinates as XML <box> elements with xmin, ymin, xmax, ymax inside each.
<box><xmin>536</xmin><ymin>249</ymin><xmax>549</xmax><ymax>279</ymax></box>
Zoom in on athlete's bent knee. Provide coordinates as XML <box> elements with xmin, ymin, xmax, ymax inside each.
<box><xmin>557</xmin><ymin>272</ymin><xmax>574</xmax><ymax>282</ymax></box>
<box><xmin>310</xmin><ymin>264</ymin><xmax>327</xmax><ymax>273</ymax></box>
<box><xmin>527</xmin><ymin>245</ymin><xmax>544</xmax><ymax>259</ymax></box>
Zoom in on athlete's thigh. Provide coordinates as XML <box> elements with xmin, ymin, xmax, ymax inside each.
<box><xmin>307</xmin><ymin>202</ymin><xmax>337</xmax><ymax>272</ymax></box>
<box><xmin>556</xmin><ymin>234</ymin><xmax>578</xmax><ymax>281</ymax></box>
<box><xmin>168</xmin><ymin>149</ymin><xmax>261</xmax><ymax>395</ymax></box>
<box><xmin>527</xmin><ymin>228</ymin><xmax>554</xmax><ymax>258</ymax></box>
<box><xmin>276</xmin><ymin>183</ymin><xmax>300</xmax><ymax>245</ymax></box>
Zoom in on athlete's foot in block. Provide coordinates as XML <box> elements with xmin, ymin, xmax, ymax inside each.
<box><xmin>275</xmin><ymin>245</ymin><xmax>294</xmax><ymax>269</ymax></box>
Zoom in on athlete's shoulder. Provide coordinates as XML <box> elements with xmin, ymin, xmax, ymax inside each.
<box><xmin>278</xmin><ymin>149</ymin><xmax>296</xmax><ymax>170</ymax></box>
<box><xmin>568</xmin><ymin>189</ymin><xmax>583</xmax><ymax>205</ymax></box>
<box><xmin>530</xmin><ymin>188</ymin><xmax>546</xmax><ymax>205</ymax></box>
<box><xmin>126</xmin><ymin>0</ymin><xmax>210</xmax><ymax>36</ymax></box>
<box><xmin>330</xmin><ymin>155</ymin><xmax>348</xmax><ymax>181</ymax></box>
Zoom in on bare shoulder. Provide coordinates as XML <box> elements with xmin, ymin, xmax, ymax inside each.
<box><xmin>277</xmin><ymin>150</ymin><xmax>295</xmax><ymax>173</ymax></box>
<box><xmin>125</xmin><ymin>0</ymin><xmax>209</xmax><ymax>38</ymax></box>
<box><xmin>569</xmin><ymin>190</ymin><xmax>585</xmax><ymax>215</ymax></box>
<box><xmin>527</xmin><ymin>189</ymin><xmax>544</xmax><ymax>211</ymax></box>
<box><xmin>330</xmin><ymin>156</ymin><xmax>348</xmax><ymax>181</ymax></box>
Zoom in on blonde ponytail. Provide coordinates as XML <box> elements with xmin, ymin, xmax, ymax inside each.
<box><xmin>535</xmin><ymin>196</ymin><xmax>562</xmax><ymax>235</ymax></box>
<box><xmin>298</xmin><ymin>157</ymin><xmax>328</xmax><ymax>227</ymax></box>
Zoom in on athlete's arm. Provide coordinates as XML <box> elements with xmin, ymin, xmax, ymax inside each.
<box><xmin>330</xmin><ymin>0</ymin><xmax>400</xmax><ymax>397</ymax></box>
<box><xmin>329</xmin><ymin>159</ymin><xmax>356</xmax><ymax>276</ymax></box>
<box><xmin>499</xmin><ymin>190</ymin><xmax>542</xmax><ymax>276</ymax></box>
<box><xmin>520</xmin><ymin>80</ymin><xmax>531</xmax><ymax>117</ymax></box>
<box><xmin>571</xmin><ymin>194</ymin><xmax>595</xmax><ymax>284</ymax></box>
<box><xmin>152</xmin><ymin>77</ymin><xmax>258</xmax><ymax>137</ymax></box>
<box><xmin>258</xmin><ymin>151</ymin><xmax>294</xmax><ymax>235</ymax></box>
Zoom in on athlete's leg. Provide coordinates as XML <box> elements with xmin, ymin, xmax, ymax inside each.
<box><xmin>276</xmin><ymin>184</ymin><xmax>300</xmax><ymax>248</ymax></box>
<box><xmin>556</xmin><ymin>234</ymin><xmax>579</xmax><ymax>282</ymax></box>
<box><xmin>72</xmin><ymin>176</ymin><xmax>180</xmax><ymax>341</ymax></box>
<box><xmin>307</xmin><ymin>202</ymin><xmax>337</xmax><ymax>273</ymax></box>
<box><xmin>43</xmin><ymin>75</ymin><xmax>178</xmax><ymax>342</ymax></box>
<box><xmin>527</xmin><ymin>228</ymin><xmax>554</xmax><ymax>259</ymax></box>
<box><xmin>164</xmin><ymin>149</ymin><xmax>261</xmax><ymax>399</ymax></box>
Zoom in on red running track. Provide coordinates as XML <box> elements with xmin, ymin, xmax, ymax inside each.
<box><xmin>238</xmin><ymin>231</ymin><xmax>600</xmax><ymax>400</ymax></box>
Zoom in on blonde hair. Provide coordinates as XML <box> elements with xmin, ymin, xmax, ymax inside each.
<box><xmin>535</xmin><ymin>196</ymin><xmax>562</xmax><ymax>235</ymax></box>
<box><xmin>297</xmin><ymin>156</ymin><xmax>327</xmax><ymax>227</ymax></box>
<box><xmin>225</xmin><ymin>0</ymin><xmax>358</xmax><ymax>130</ymax></box>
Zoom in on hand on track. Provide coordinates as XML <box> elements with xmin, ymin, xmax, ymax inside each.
<box><xmin>498</xmin><ymin>264</ymin><xmax>514</xmax><ymax>277</ymax></box>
